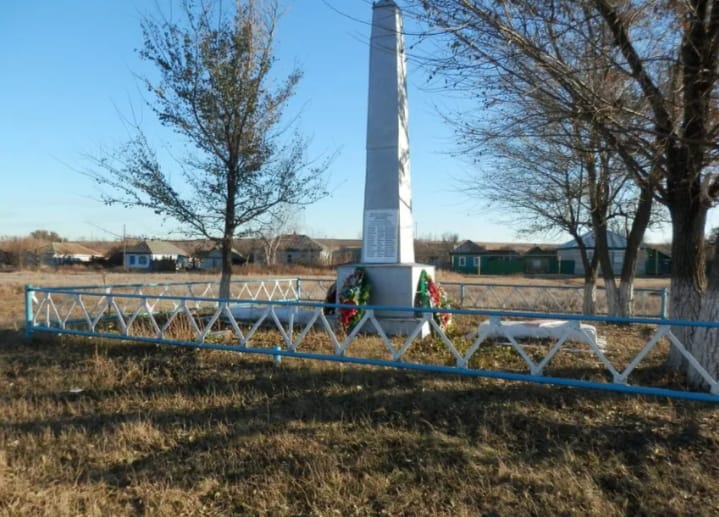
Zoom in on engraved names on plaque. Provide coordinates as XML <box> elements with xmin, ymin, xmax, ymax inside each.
<box><xmin>363</xmin><ymin>209</ymin><xmax>398</xmax><ymax>262</ymax></box>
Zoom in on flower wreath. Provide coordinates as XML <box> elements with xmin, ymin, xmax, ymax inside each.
<box><xmin>415</xmin><ymin>269</ymin><xmax>452</xmax><ymax>330</ymax></box>
<box><xmin>338</xmin><ymin>267</ymin><xmax>371</xmax><ymax>332</ymax></box>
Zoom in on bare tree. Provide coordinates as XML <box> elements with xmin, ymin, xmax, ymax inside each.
<box><xmin>591</xmin><ymin>0</ymin><xmax>719</xmax><ymax>382</ymax></box>
<box><xmin>466</xmin><ymin>118</ymin><xmax>604</xmax><ymax>313</ymax></box>
<box><xmin>416</xmin><ymin>0</ymin><xmax>653</xmax><ymax>315</ymax></box>
<box><xmin>89</xmin><ymin>0</ymin><xmax>328</xmax><ymax>297</ymax></box>
<box><xmin>253</xmin><ymin>203</ymin><xmax>302</xmax><ymax>265</ymax></box>
<box><xmin>30</xmin><ymin>230</ymin><xmax>64</xmax><ymax>242</ymax></box>
<box><xmin>413</xmin><ymin>0</ymin><xmax>719</xmax><ymax>384</ymax></box>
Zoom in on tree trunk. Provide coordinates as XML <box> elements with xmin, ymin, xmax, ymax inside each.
<box><xmin>620</xmin><ymin>185</ymin><xmax>652</xmax><ymax>317</ymax></box>
<box><xmin>608</xmin><ymin>184</ymin><xmax>652</xmax><ymax>318</ymax></box>
<box><xmin>604</xmin><ymin>279</ymin><xmax>634</xmax><ymax>318</ymax></box>
<box><xmin>219</xmin><ymin>234</ymin><xmax>233</xmax><ymax>300</ymax></box>
<box><xmin>617</xmin><ymin>281</ymin><xmax>634</xmax><ymax>318</ymax></box>
<box><xmin>583</xmin><ymin>276</ymin><xmax>597</xmax><ymax>315</ymax></box>
<box><xmin>604</xmin><ymin>279</ymin><xmax>618</xmax><ymax>316</ymax></box>
<box><xmin>666</xmin><ymin>200</ymin><xmax>707</xmax><ymax>369</ymax></box>
<box><xmin>579</xmin><ymin>241</ymin><xmax>599</xmax><ymax>316</ymax></box>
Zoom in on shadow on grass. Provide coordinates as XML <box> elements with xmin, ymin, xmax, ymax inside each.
<box><xmin>1</xmin><ymin>333</ymin><xmax>716</xmax><ymax>511</ymax></box>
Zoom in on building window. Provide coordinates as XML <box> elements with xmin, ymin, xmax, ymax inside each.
<box><xmin>138</xmin><ymin>255</ymin><xmax>148</xmax><ymax>265</ymax></box>
<box><xmin>458</xmin><ymin>256</ymin><xmax>466</xmax><ymax>266</ymax></box>
<box><xmin>473</xmin><ymin>257</ymin><xmax>480</xmax><ymax>266</ymax></box>
<box><xmin>129</xmin><ymin>256</ymin><xmax>136</xmax><ymax>265</ymax></box>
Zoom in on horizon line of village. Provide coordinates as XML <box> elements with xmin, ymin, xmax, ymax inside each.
<box><xmin>0</xmin><ymin>229</ymin><xmax>673</xmax><ymax>277</ymax></box>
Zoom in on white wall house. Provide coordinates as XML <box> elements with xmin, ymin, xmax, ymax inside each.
<box><xmin>124</xmin><ymin>240</ymin><xmax>188</xmax><ymax>270</ymax></box>
<box><xmin>30</xmin><ymin>242</ymin><xmax>102</xmax><ymax>266</ymax></box>
<box><xmin>557</xmin><ymin>231</ymin><xmax>647</xmax><ymax>276</ymax></box>
<box><xmin>38</xmin><ymin>242</ymin><xmax>100</xmax><ymax>265</ymax></box>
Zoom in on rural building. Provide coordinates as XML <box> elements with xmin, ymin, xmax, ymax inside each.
<box><xmin>557</xmin><ymin>231</ymin><xmax>650</xmax><ymax>276</ymax></box>
<box><xmin>524</xmin><ymin>246</ymin><xmax>560</xmax><ymax>274</ymax></box>
<box><xmin>321</xmin><ymin>239</ymin><xmax>362</xmax><ymax>265</ymax></box>
<box><xmin>557</xmin><ymin>232</ymin><xmax>672</xmax><ymax>276</ymax></box>
<box><xmin>450</xmin><ymin>241</ymin><xmax>558</xmax><ymax>275</ymax></box>
<box><xmin>278</xmin><ymin>234</ymin><xmax>332</xmax><ymax>265</ymax></box>
<box><xmin>36</xmin><ymin>242</ymin><xmax>101</xmax><ymax>265</ymax></box>
<box><xmin>234</xmin><ymin>234</ymin><xmax>333</xmax><ymax>266</ymax></box>
<box><xmin>479</xmin><ymin>248</ymin><xmax>524</xmax><ymax>275</ymax></box>
<box><xmin>645</xmin><ymin>246</ymin><xmax>672</xmax><ymax>276</ymax></box>
<box><xmin>124</xmin><ymin>240</ymin><xmax>188</xmax><ymax>270</ymax></box>
<box><xmin>195</xmin><ymin>247</ymin><xmax>246</xmax><ymax>270</ymax></box>
<box><xmin>449</xmin><ymin>240</ymin><xmax>485</xmax><ymax>274</ymax></box>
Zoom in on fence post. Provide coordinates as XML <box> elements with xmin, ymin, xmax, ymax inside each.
<box><xmin>295</xmin><ymin>278</ymin><xmax>302</xmax><ymax>300</ymax></box>
<box><xmin>24</xmin><ymin>285</ymin><xmax>34</xmax><ymax>342</ymax></box>
<box><xmin>660</xmin><ymin>288</ymin><xmax>669</xmax><ymax>319</ymax></box>
<box><xmin>460</xmin><ymin>284</ymin><xmax>465</xmax><ymax>307</ymax></box>
<box><xmin>273</xmin><ymin>344</ymin><xmax>282</xmax><ymax>365</ymax></box>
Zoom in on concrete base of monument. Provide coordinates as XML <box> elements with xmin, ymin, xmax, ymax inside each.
<box><xmin>359</xmin><ymin>317</ymin><xmax>431</xmax><ymax>338</ymax></box>
<box><xmin>336</xmin><ymin>262</ymin><xmax>436</xmax><ymax>337</ymax></box>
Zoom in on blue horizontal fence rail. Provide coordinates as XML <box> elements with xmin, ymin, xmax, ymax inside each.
<box><xmin>23</xmin><ymin>279</ymin><xmax>719</xmax><ymax>403</ymax></box>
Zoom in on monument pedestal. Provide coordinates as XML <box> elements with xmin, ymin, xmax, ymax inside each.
<box><xmin>336</xmin><ymin>263</ymin><xmax>435</xmax><ymax>337</ymax></box>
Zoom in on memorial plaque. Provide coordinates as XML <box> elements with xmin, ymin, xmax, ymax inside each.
<box><xmin>363</xmin><ymin>209</ymin><xmax>398</xmax><ymax>262</ymax></box>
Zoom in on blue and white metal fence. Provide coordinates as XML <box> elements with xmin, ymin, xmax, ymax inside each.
<box><xmin>23</xmin><ymin>278</ymin><xmax>719</xmax><ymax>403</ymax></box>
<box><xmin>69</xmin><ymin>277</ymin><xmax>666</xmax><ymax>317</ymax></box>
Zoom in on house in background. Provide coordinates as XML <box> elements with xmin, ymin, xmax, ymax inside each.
<box><xmin>645</xmin><ymin>245</ymin><xmax>672</xmax><ymax>276</ymax></box>
<box><xmin>278</xmin><ymin>234</ymin><xmax>332</xmax><ymax>266</ymax></box>
<box><xmin>557</xmin><ymin>232</ymin><xmax>672</xmax><ymax>276</ymax></box>
<box><xmin>450</xmin><ymin>238</ymin><xmax>635</xmax><ymax>276</ymax></box>
<box><xmin>449</xmin><ymin>233</ymin><xmax>673</xmax><ymax>277</ymax></box>
<box><xmin>557</xmin><ymin>231</ymin><xmax>646</xmax><ymax>275</ymax></box>
<box><xmin>234</xmin><ymin>234</ymin><xmax>332</xmax><ymax>266</ymax></box>
<box><xmin>479</xmin><ymin>248</ymin><xmax>524</xmax><ymax>275</ymax></box>
<box><xmin>195</xmin><ymin>247</ymin><xmax>246</xmax><ymax>270</ymax></box>
<box><xmin>450</xmin><ymin>241</ymin><xmax>539</xmax><ymax>275</ymax></box>
<box><xmin>320</xmin><ymin>239</ymin><xmax>362</xmax><ymax>266</ymax></box>
<box><xmin>37</xmin><ymin>242</ymin><xmax>101</xmax><ymax>265</ymax></box>
<box><xmin>524</xmin><ymin>246</ymin><xmax>559</xmax><ymax>274</ymax></box>
<box><xmin>124</xmin><ymin>240</ymin><xmax>188</xmax><ymax>271</ymax></box>
<box><xmin>449</xmin><ymin>240</ymin><xmax>485</xmax><ymax>274</ymax></box>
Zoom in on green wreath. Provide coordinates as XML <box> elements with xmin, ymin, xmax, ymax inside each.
<box><xmin>415</xmin><ymin>270</ymin><xmax>452</xmax><ymax>330</ymax></box>
<box><xmin>338</xmin><ymin>267</ymin><xmax>371</xmax><ymax>331</ymax></box>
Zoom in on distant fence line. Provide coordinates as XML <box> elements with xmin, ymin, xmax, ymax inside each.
<box><xmin>23</xmin><ymin>278</ymin><xmax>718</xmax><ymax>403</ymax></box>
<box><xmin>440</xmin><ymin>282</ymin><xmax>669</xmax><ymax>318</ymax></box>
<box><xmin>29</xmin><ymin>277</ymin><xmax>669</xmax><ymax>317</ymax></box>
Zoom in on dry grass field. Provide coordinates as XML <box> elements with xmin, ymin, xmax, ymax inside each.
<box><xmin>1</xmin><ymin>268</ymin><xmax>717</xmax><ymax>516</ymax></box>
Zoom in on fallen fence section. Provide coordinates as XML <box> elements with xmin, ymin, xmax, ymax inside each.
<box><xmin>24</xmin><ymin>282</ymin><xmax>718</xmax><ymax>403</ymax></box>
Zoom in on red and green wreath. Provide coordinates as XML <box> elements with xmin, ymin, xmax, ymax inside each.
<box><xmin>415</xmin><ymin>270</ymin><xmax>452</xmax><ymax>330</ymax></box>
<box><xmin>338</xmin><ymin>267</ymin><xmax>371</xmax><ymax>332</ymax></box>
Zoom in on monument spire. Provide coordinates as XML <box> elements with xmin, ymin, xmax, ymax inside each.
<box><xmin>336</xmin><ymin>0</ymin><xmax>434</xmax><ymax>337</ymax></box>
<box><xmin>361</xmin><ymin>0</ymin><xmax>415</xmax><ymax>264</ymax></box>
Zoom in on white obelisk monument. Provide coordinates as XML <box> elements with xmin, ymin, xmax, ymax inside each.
<box><xmin>337</xmin><ymin>0</ymin><xmax>434</xmax><ymax>334</ymax></box>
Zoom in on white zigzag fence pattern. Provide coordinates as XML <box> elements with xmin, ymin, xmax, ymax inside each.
<box><xmin>24</xmin><ymin>279</ymin><xmax>719</xmax><ymax>402</ymax></box>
